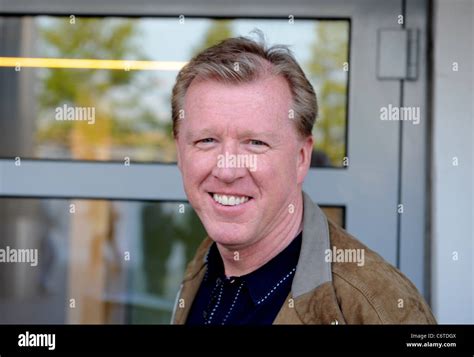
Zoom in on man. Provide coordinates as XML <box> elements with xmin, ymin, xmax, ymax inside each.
<box><xmin>170</xmin><ymin>35</ymin><xmax>436</xmax><ymax>325</ymax></box>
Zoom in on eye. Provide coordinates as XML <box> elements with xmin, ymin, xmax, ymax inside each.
<box><xmin>249</xmin><ymin>139</ymin><xmax>268</xmax><ymax>146</ymax></box>
<box><xmin>197</xmin><ymin>138</ymin><xmax>216</xmax><ymax>144</ymax></box>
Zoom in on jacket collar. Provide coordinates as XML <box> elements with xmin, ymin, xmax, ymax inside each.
<box><xmin>291</xmin><ymin>191</ymin><xmax>332</xmax><ymax>298</ymax></box>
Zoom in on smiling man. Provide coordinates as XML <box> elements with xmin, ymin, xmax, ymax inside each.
<box><xmin>170</xmin><ymin>35</ymin><xmax>436</xmax><ymax>325</ymax></box>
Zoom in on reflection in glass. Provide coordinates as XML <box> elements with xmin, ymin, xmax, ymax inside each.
<box><xmin>0</xmin><ymin>198</ymin><xmax>205</xmax><ymax>324</ymax></box>
<box><xmin>0</xmin><ymin>17</ymin><xmax>349</xmax><ymax>167</ymax></box>
<box><xmin>0</xmin><ymin>197</ymin><xmax>344</xmax><ymax>324</ymax></box>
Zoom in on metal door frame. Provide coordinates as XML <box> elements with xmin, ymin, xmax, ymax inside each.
<box><xmin>0</xmin><ymin>0</ymin><xmax>429</xmax><ymax>298</ymax></box>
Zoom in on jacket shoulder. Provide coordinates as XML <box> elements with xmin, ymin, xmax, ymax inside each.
<box><xmin>327</xmin><ymin>220</ymin><xmax>436</xmax><ymax>324</ymax></box>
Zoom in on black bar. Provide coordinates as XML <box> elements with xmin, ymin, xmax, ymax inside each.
<box><xmin>0</xmin><ymin>325</ymin><xmax>473</xmax><ymax>354</ymax></box>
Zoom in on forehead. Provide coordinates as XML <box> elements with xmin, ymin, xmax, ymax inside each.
<box><xmin>183</xmin><ymin>76</ymin><xmax>293</xmax><ymax>132</ymax></box>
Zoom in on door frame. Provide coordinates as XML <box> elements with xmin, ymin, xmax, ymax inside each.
<box><xmin>0</xmin><ymin>0</ymin><xmax>430</xmax><ymax>298</ymax></box>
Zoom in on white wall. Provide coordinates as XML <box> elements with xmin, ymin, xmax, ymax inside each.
<box><xmin>432</xmin><ymin>0</ymin><xmax>473</xmax><ymax>324</ymax></box>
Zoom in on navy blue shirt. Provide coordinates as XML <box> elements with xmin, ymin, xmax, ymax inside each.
<box><xmin>186</xmin><ymin>232</ymin><xmax>302</xmax><ymax>325</ymax></box>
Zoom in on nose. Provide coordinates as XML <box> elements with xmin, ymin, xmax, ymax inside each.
<box><xmin>212</xmin><ymin>141</ymin><xmax>247</xmax><ymax>183</ymax></box>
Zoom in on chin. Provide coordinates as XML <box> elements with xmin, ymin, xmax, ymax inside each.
<box><xmin>205</xmin><ymin>223</ymin><xmax>254</xmax><ymax>248</ymax></box>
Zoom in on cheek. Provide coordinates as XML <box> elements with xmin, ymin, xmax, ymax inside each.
<box><xmin>258</xmin><ymin>148</ymin><xmax>298</xmax><ymax>179</ymax></box>
<box><xmin>181</xmin><ymin>150</ymin><xmax>216</xmax><ymax>184</ymax></box>
<box><xmin>251</xmin><ymin>156</ymin><xmax>292</xmax><ymax>194</ymax></box>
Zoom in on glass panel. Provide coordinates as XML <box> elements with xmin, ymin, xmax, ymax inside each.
<box><xmin>322</xmin><ymin>206</ymin><xmax>345</xmax><ymax>228</ymax></box>
<box><xmin>0</xmin><ymin>198</ymin><xmax>206</xmax><ymax>324</ymax></box>
<box><xmin>0</xmin><ymin>197</ymin><xmax>344</xmax><ymax>324</ymax></box>
<box><xmin>0</xmin><ymin>16</ymin><xmax>349</xmax><ymax>167</ymax></box>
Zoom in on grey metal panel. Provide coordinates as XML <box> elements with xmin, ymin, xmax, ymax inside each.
<box><xmin>0</xmin><ymin>160</ymin><xmax>185</xmax><ymax>201</ymax></box>
<box><xmin>400</xmin><ymin>0</ymin><xmax>429</xmax><ymax>298</ymax></box>
<box><xmin>377</xmin><ymin>29</ymin><xmax>408</xmax><ymax>79</ymax></box>
<box><xmin>377</xmin><ymin>28</ymin><xmax>420</xmax><ymax>80</ymax></box>
<box><xmin>0</xmin><ymin>157</ymin><xmax>3</xmax><ymax>194</ymax></box>
<box><xmin>0</xmin><ymin>0</ymin><xmax>360</xmax><ymax>17</ymax></box>
<box><xmin>0</xmin><ymin>159</ymin><xmax>356</xmax><ymax>203</ymax></box>
<box><xmin>312</xmin><ymin>0</ymin><xmax>402</xmax><ymax>265</ymax></box>
<box><xmin>407</xmin><ymin>28</ymin><xmax>420</xmax><ymax>80</ymax></box>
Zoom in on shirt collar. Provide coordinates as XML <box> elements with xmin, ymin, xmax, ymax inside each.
<box><xmin>204</xmin><ymin>232</ymin><xmax>303</xmax><ymax>305</ymax></box>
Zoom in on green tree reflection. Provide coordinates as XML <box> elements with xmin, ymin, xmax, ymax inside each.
<box><xmin>37</xmin><ymin>17</ymin><xmax>167</xmax><ymax>160</ymax></box>
<box><xmin>307</xmin><ymin>21</ymin><xmax>348</xmax><ymax>167</ymax></box>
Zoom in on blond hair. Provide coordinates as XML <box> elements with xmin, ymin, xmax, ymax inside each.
<box><xmin>171</xmin><ymin>34</ymin><xmax>317</xmax><ymax>139</ymax></box>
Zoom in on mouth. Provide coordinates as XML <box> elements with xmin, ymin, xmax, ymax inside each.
<box><xmin>208</xmin><ymin>192</ymin><xmax>253</xmax><ymax>207</ymax></box>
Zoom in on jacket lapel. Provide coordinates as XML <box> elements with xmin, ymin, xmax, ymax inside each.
<box><xmin>171</xmin><ymin>238</ymin><xmax>212</xmax><ymax>324</ymax></box>
<box><xmin>273</xmin><ymin>192</ymin><xmax>345</xmax><ymax>324</ymax></box>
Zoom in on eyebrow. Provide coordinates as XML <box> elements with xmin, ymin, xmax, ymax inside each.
<box><xmin>237</xmin><ymin>129</ymin><xmax>276</xmax><ymax>140</ymax></box>
<box><xmin>186</xmin><ymin>128</ymin><xmax>278</xmax><ymax>142</ymax></box>
<box><xmin>185</xmin><ymin>128</ymin><xmax>215</xmax><ymax>142</ymax></box>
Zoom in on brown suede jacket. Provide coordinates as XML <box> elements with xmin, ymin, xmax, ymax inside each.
<box><xmin>171</xmin><ymin>192</ymin><xmax>437</xmax><ymax>324</ymax></box>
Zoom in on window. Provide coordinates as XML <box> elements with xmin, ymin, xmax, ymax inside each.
<box><xmin>1</xmin><ymin>16</ymin><xmax>349</xmax><ymax>167</ymax></box>
<box><xmin>0</xmin><ymin>197</ymin><xmax>344</xmax><ymax>323</ymax></box>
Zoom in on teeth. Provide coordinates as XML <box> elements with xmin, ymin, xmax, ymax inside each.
<box><xmin>212</xmin><ymin>194</ymin><xmax>250</xmax><ymax>206</ymax></box>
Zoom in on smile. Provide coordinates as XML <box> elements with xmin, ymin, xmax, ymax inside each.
<box><xmin>210</xmin><ymin>193</ymin><xmax>252</xmax><ymax>206</ymax></box>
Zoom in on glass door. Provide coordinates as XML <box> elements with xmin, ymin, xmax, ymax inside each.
<box><xmin>0</xmin><ymin>0</ymin><xmax>429</xmax><ymax>323</ymax></box>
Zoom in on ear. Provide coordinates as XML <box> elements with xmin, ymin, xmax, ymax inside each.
<box><xmin>296</xmin><ymin>135</ymin><xmax>313</xmax><ymax>185</ymax></box>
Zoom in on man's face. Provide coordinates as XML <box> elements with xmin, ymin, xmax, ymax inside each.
<box><xmin>175</xmin><ymin>75</ymin><xmax>312</xmax><ymax>249</ymax></box>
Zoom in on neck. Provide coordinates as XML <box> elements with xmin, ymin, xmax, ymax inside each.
<box><xmin>216</xmin><ymin>191</ymin><xmax>304</xmax><ymax>277</ymax></box>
